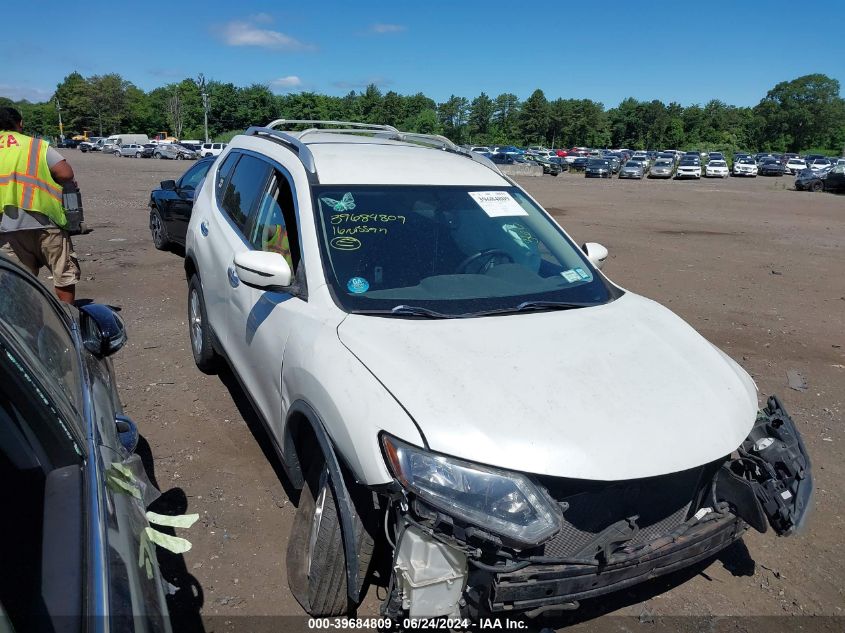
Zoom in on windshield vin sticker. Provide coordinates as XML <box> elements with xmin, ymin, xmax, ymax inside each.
<box><xmin>561</xmin><ymin>269</ymin><xmax>581</xmax><ymax>283</ymax></box>
<box><xmin>468</xmin><ymin>191</ymin><xmax>528</xmax><ymax>217</ymax></box>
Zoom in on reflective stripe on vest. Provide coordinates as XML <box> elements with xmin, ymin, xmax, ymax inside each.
<box><xmin>0</xmin><ymin>132</ymin><xmax>66</xmax><ymax>227</ymax></box>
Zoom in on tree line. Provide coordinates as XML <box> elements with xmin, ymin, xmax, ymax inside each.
<box><xmin>1</xmin><ymin>71</ymin><xmax>843</xmax><ymax>155</ymax></box>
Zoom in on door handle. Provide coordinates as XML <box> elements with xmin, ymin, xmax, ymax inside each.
<box><xmin>227</xmin><ymin>266</ymin><xmax>240</xmax><ymax>288</ymax></box>
<box><xmin>200</xmin><ymin>221</ymin><xmax>209</xmax><ymax>236</ymax></box>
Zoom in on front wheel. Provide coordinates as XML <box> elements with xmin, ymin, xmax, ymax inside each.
<box><xmin>287</xmin><ymin>459</ymin><xmax>374</xmax><ymax>616</ymax></box>
<box><xmin>135</xmin><ymin>152</ymin><xmax>142</xmax><ymax>158</ymax></box>
<box><xmin>810</xmin><ymin>181</ymin><xmax>823</xmax><ymax>192</ymax></box>
<box><xmin>188</xmin><ymin>276</ymin><xmax>220</xmax><ymax>373</ymax></box>
<box><xmin>176</xmin><ymin>154</ymin><xmax>184</xmax><ymax>160</ymax></box>
<box><xmin>154</xmin><ymin>153</ymin><xmax>161</xmax><ymax>159</ymax></box>
<box><xmin>150</xmin><ymin>208</ymin><xmax>170</xmax><ymax>250</ymax></box>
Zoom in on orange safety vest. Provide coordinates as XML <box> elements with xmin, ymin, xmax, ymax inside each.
<box><xmin>0</xmin><ymin>131</ymin><xmax>67</xmax><ymax>227</ymax></box>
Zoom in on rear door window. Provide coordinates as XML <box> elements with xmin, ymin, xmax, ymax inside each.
<box><xmin>219</xmin><ymin>154</ymin><xmax>272</xmax><ymax>232</ymax></box>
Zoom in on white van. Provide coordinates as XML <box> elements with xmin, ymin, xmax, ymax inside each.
<box><xmin>107</xmin><ymin>133</ymin><xmax>150</xmax><ymax>147</ymax></box>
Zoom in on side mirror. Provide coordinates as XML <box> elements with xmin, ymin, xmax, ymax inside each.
<box><xmin>582</xmin><ymin>242</ymin><xmax>609</xmax><ymax>270</ymax></box>
<box><xmin>160</xmin><ymin>179</ymin><xmax>177</xmax><ymax>191</ymax></box>
<box><xmin>234</xmin><ymin>250</ymin><xmax>292</xmax><ymax>290</ymax></box>
<box><xmin>114</xmin><ymin>415</ymin><xmax>139</xmax><ymax>453</ymax></box>
<box><xmin>79</xmin><ymin>304</ymin><xmax>127</xmax><ymax>357</ymax></box>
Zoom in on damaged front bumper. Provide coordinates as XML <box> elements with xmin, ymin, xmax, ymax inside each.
<box><xmin>383</xmin><ymin>396</ymin><xmax>813</xmax><ymax>619</ymax></box>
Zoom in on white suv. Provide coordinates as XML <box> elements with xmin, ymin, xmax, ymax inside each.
<box><xmin>184</xmin><ymin>120</ymin><xmax>811</xmax><ymax>622</ymax></box>
<box><xmin>200</xmin><ymin>142</ymin><xmax>227</xmax><ymax>157</ymax></box>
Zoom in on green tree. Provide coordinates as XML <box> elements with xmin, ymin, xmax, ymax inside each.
<box><xmin>754</xmin><ymin>74</ymin><xmax>845</xmax><ymax>152</ymax></box>
<box><xmin>518</xmin><ymin>89</ymin><xmax>550</xmax><ymax>145</ymax></box>
<box><xmin>492</xmin><ymin>93</ymin><xmax>520</xmax><ymax>140</ymax></box>
<box><xmin>468</xmin><ymin>92</ymin><xmax>494</xmax><ymax>140</ymax></box>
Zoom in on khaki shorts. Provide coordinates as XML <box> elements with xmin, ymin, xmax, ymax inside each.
<box><xmin>0</xmin><ymin>228</ymin><xmax>81</xmax><ymax>288</ymax></box>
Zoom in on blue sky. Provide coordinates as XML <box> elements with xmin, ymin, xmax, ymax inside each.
<box><xmin>4</xmin><ymin>1</ymin><xmax>844</xmax><ymax>106</ymax></box>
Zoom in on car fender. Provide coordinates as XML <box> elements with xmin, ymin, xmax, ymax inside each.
<box><xmin>280</xmin><ymin>299</ymin><xmax>426</xmax><ymax>488</ymax></box>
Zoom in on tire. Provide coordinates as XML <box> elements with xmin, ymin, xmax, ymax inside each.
<box><xmin>154</xmin><ymin>153</ymin><xmax>161</xmax><ymax>159</ymax></box>
<box><xmin>114</xmin><ymin>151</ymin><xmax>120</xmax><ymax>157</ymax></box>
<box><xmin>287</xmin><ymin>459</ymin><xmax>374</xmax><ymax>616</ymax></box>
<box><xmin>135</xmin><ymin>152</ymin><xmax>142</xmax><ymax>158</ymax></box>
<box><xmin>176</xmin><ymin>154</ymin><xmax>184</xmax><ymax>160</ymax></box>
<box><xmin>188</xmin><ymin>276</ymin><xmax>220</xmax><ymax>373</ymax></box>
<box><xmin>810</xmin><ymin>181</ymin><xmax>823</xmax><ymax>192</ymax></box>
<box><xmin>149</xmin><ymin>208</ymin><xmax>170</xmax><ymax>250</ymax></box>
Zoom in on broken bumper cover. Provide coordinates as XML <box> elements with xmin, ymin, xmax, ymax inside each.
<box><xmin>480</xmin><ymin>511</ymin><xmax>744</xmax><ymax>614</ymax></box>
<box><xmin>715</xmin><ymin>395</ymin><xmax>813</xmax><ymax>536</ymax></box>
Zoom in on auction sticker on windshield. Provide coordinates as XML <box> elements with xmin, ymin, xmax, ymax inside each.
<box><xmin>468</xmin><ymin>191</ymin><xmax>528</xmax><ymax>217</ymax></box>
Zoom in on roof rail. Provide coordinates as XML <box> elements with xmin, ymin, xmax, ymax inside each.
<box><xmin>266</xmin><ymin>119</ymin><xmax>399</xmax><ymax>133</ymax></box>
<box><xmin>253</xmin><ymin>119</ymin><xmax>502</xmax><ymax>175</ymax></box>
<box><xmin>243</xmin><ymin>126</ymin><xmax>317</xmax><ymax>173</ymax></box>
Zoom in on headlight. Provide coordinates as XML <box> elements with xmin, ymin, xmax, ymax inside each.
<box><xmin>382</xmin><ymin>435</ymin><xmax>561</xmax><ymax>546</ymax></box>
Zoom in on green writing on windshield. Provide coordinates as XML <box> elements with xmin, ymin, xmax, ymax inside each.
<box><xmin>332</xmin><ymin>225</ymin><xmax>388</xmax><ymax>235</ymax></box>
<box><xmin>330</xmin><ymin>213</ymin><xmax>406</xmax><ymax>224</ymax></box>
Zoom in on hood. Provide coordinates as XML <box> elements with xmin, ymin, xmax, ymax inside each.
<box><xmin>338</xmin><ymin>293</ymin><xmax>758</xmax><ymax>481</ymax></box>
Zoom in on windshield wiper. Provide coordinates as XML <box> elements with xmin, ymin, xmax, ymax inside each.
<box><xmin>351</xmin><ymin>305</ymin><xmax>455</xmax><ymax>319</ymax></box>
<box><xmin>468</xmin><ymin>300</ymin><xmax>595</xmax><ymax>316</ymax></box>
<box><xmin>389</xmin><ymin>305</ymin><xmax>453</xmax><ymax>318</ymax></box>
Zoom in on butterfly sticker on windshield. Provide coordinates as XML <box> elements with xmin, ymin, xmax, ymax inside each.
<box><xmin>321</xmin><ymin>192</ymin><xmax>356</xmax><ymax>212</ymax></box>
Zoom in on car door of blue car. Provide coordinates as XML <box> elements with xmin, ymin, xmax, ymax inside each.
<box><xmin>0</xmin><ymin>261</ymin><xmax>171</xmax><ymax>632</ymax></box>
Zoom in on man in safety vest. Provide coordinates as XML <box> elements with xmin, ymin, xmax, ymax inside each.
<box><xmin>0</xmin><ymin>106</ymin><xmax>80</xmax><ymax>303</ymax></box>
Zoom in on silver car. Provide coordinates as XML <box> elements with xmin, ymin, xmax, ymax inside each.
<box><xmin>648</xmin><ymin>159</ymin><xmax>674</xmax><ymax>179</ymax></box>
<box><xmin>153</xmin><ymin>144</ymin><xmax>198</xmax><ymax>160</ymax></box>
<box><xmin>116</xmin><ymin>144</ymin><xmax>144</xmax><ymax>158</ymax></box>
<box><xmin>619</xmin><ymin>160</ymin><xmax>645</xmax><ymax>179</ymax></box>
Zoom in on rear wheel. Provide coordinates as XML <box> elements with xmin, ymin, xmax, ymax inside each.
<box><xmin>188</xmin><ymin>276</ymin><xmax>219</xmax><ymax>373</ymax></box>
<box><xmin>810</xmin><ymin>180</ymin><xmax>824</xmax><ymax>192</ymax></box>
<box><xmin>154</xmin><ymin>153</ymin><xmax>162</xmax><ymax>159</ymax></box>
<box><xmin>287</xmin><ymin>458</ymin><xmax>374</xmax><ymax>616</ymax></box>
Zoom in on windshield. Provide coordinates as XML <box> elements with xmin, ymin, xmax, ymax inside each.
<box><xmin>710</xmin><ymin>161</ymin><xmax>727</xmax><ymax>167</ymax></box>
<box><xmin>654</xmin><ymin>160</ymin><xmax>672</xmax><ymax>167</ymax></box>
<box><xmin>313</xmin><ymin>186</ymin><xmax>616</xmax><ymax>316</ymax></box>
<box><xmin>587</xmin><ymin>159</ymin><xmax>609</xmax><ymax>166</ymax></box>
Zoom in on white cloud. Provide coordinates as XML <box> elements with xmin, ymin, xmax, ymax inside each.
<box><xmin>0</xmin><ymin>84</ymin><xmax>53</xmax><ymax>102</ymax></box>
<box><xmin>249</xmin><ymin>12</ymin><xmax>274</xmax><ymax>24</ymax></box>
<box><xmin>217</xmin><ymin>20</ymin><xmax>316</xmax><ymax>51</ymax></box>
<box><xmin>270</xmin><ymin>75</ymin><xmax>303</xmax><ymax>91</ymax></box>
<box><xmin>369</xmin><ymin>23</ymin><xmax>406</xmax><ymax>34</ymax></box>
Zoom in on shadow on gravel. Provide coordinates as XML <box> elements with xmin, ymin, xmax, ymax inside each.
<box><xmin>528</xmin><ymin>539</ymin><xmax>757</xmax><ymax>629</ymax></box>
<box><xmin>217</xmin><ymin>367</ymin><xmax>301</xmax><ymax>504</ymax></box>
<box><xmin>137</xmin><ymin>436</ymin><xmax>207</xmax><ymax>633</ymax></box>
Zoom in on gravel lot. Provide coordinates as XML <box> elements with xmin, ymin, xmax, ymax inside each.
<box><xmin>61</xmin><ymin>151</ymin><xmax>844</xmax><ymax>630</ymax></box>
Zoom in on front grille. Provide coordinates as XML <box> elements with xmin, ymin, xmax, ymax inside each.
<box><xmin>538</xmin><ymin>464</ymin><xmax>710</xmax><ymax>558</ymax></box>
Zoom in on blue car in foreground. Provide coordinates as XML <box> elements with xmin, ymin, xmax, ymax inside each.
<box><xmin>0</xmin><ymin>256</ymin><xmax>174</xmax><ymax>633</ymax></box>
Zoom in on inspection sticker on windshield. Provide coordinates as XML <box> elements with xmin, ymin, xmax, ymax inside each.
<box><xmin>468</xmin><ymin>191</ymin><xmax>528</xmax><ymax>217</ymax></box>
<box><xmin>347</xmin><ymin>277</ymin><xmax>370</xmax><ymax>294</ymax></box>
<box><xmin>561</xmin><ymin>269</ymin><xmax>581</xmax><ymax>283</ymax></box>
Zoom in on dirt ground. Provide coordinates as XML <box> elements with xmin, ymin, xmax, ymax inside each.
<box><xmin>62</xmin><ymin>151</ymin><xmax>844</xmax><ymax>630</ymax></box>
